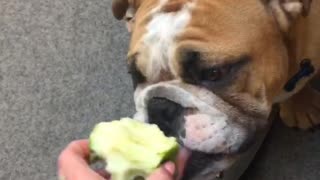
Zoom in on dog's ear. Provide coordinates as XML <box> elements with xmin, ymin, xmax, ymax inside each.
<box><xmin>112</xmin><ymin>0</ymin><xmax>129</xmax><ymax>20</ymax></box>
<box><xmin>112</xmin><ymin>0</ymin><xmax>143</xmax><ymax>32</ymax></box>
<box><xmin>264</xmin><ymin>0</ymin><xmax>313</xmax><ymax>32</ymax></box>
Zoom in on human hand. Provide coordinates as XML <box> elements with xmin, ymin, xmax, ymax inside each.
<box><xmin>58</xmin><ymin>140</ymin><xmax>109</xmax><ymax>180</ymax></box>
<box><xmin>58</xmin><ymin>139</ymin><xmax>190</xmax><ymax>180</ymax></box>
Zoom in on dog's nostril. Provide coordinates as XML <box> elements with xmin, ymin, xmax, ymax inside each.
<box><xmin>147</xmin><ymin>97</ymin><xmax>183</xmax><ymax>120</ymax></box>
<box><xmin>147</xmin><ymin>97</ymin><xmax>184</xmax><ymax>136</ymax></box>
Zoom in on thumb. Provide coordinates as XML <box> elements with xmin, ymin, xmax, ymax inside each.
<box><xmin>147</xmin><ymin>162</ymin><xmax>175</xmax><ymax>180</ymax></box>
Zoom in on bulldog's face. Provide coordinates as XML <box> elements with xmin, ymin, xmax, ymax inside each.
<box><xmin>112</xmin><ymin>0</ymin><xmax>303</xmax><ymax>178</ymax></box>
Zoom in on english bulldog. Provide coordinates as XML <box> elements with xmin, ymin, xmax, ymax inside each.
<box><xmin>111</xmin><ymin>0</ymin><xmax>320</xmax><ymax>179</ymax></box>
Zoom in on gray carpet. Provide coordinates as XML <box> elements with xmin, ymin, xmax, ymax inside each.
<box><xmin>0</xmin><ymin>0</ymin><xmax>319</xmax><ymax>180</ymax></box>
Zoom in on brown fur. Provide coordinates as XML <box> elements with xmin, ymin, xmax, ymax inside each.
<box><xmin>113</xmin><ymin>0</ymin><xmax>320</xmax><ymax>129</ymax></box>
<box><xmin>161</xmin><ymin>0</ymin><xmax>188</xmax><ymax>12</ymax></box>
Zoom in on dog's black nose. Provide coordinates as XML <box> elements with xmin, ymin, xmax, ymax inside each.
<box><xmin>147</xmin><ymin>97</ymin><xmax>184</xmax><ymax>137</ymax></box>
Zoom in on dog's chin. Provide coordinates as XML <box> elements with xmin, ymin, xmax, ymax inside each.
<box><xmin>175</xmin><ymin>110</ymin><xmax>252</xmax><ymax>180</ymax></box>
<box><xmin>181</xmin><ymin>149</ymin><xmax>238</xmax><ymax>180</ymax></box>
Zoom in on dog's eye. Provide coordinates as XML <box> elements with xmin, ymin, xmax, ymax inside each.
<box><xmin>201</xmin><ymin>66</ymin><xmax>231</xmax><ymax>82</ymax></box>
<box><xmin>199</xmin><ymin>56</ymin><xmax>250</xmax><ymax>88</ymax></box>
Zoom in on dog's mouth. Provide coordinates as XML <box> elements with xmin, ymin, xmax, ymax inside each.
<box><xmin>147</xmin><ymin>97</ymin><xmax>242</xmax><ymax>179</ymax></box>
<box><xmin>181</xmin><ymin>109</ymin><xmax>238</xmax><ymax>180</ymax></box>
<box><xmin>183</xmin><ymin>108</ymin><xmax>228</xmax><ymax>178</ymax></box>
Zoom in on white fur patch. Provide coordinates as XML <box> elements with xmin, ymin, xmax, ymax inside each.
<box><xmin>143</xmin><ymin>0</ymin><xmax>194</xmax><ymax>82</ymax></box>
<box><xmin>182</xmin><ymin>113</ymin><xmax>248</xmax><ymax>154</ymax></box>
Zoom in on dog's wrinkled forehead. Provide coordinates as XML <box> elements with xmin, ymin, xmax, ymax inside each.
<box><xmin>128</xmin><ymin>0</ymin><xmax>195</xmax><ymax>82</ymax></box>
<box><xmin>128</xmin><ymin>0</ymin><xmax>289</xmax><ymax>101</ymax></box>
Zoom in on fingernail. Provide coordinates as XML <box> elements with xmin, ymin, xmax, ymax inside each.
<box><xmin>163</xmin><ymin>162</ymin><xmax>175</xmax><ymax>176</ymax></box>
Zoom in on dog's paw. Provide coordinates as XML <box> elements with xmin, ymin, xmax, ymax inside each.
<box><xmin>280</xmin><ymin>84</ymin><xmax>320</xmax><ymax>130</ymax></box>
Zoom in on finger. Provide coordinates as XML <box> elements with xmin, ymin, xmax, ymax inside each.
<box><xmin>147</xmin><ymin>162</ymin><xmax>175</xmax><ymax>180</ymax></box>
<box><xmin>176</xmin><ymin>148</ymin><xmax>191</xmax><ymax>180</ymax></box>
<box><xmin>163</xmin><ymin>162</ymin><xmax>175</xmax><ymax>176</ymax></box>
<box><xmin>58</xmin><ymin>140</ymin><xmax>106</xmax><ymax>180</ymax></box>
<box><xmin>65</xmin><ymin>139</ymin><xmax>91</xmax><ymax>159</ymax></box>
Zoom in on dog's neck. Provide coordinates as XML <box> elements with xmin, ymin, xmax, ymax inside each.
<box><xmin>273</xmin><ymin>2</ymin><xmax>320</xmax><ymax>102</ymax></box>
<box><xmin>287</xmin><ymin>1</ymin><xmax>320</xmax><ymax>77</ymax></box>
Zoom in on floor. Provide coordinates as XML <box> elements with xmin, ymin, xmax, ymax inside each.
<box><xmin>0</xmin><ymin>0</ymin><xmax>319</xmax><ymax>179</ymax></box>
